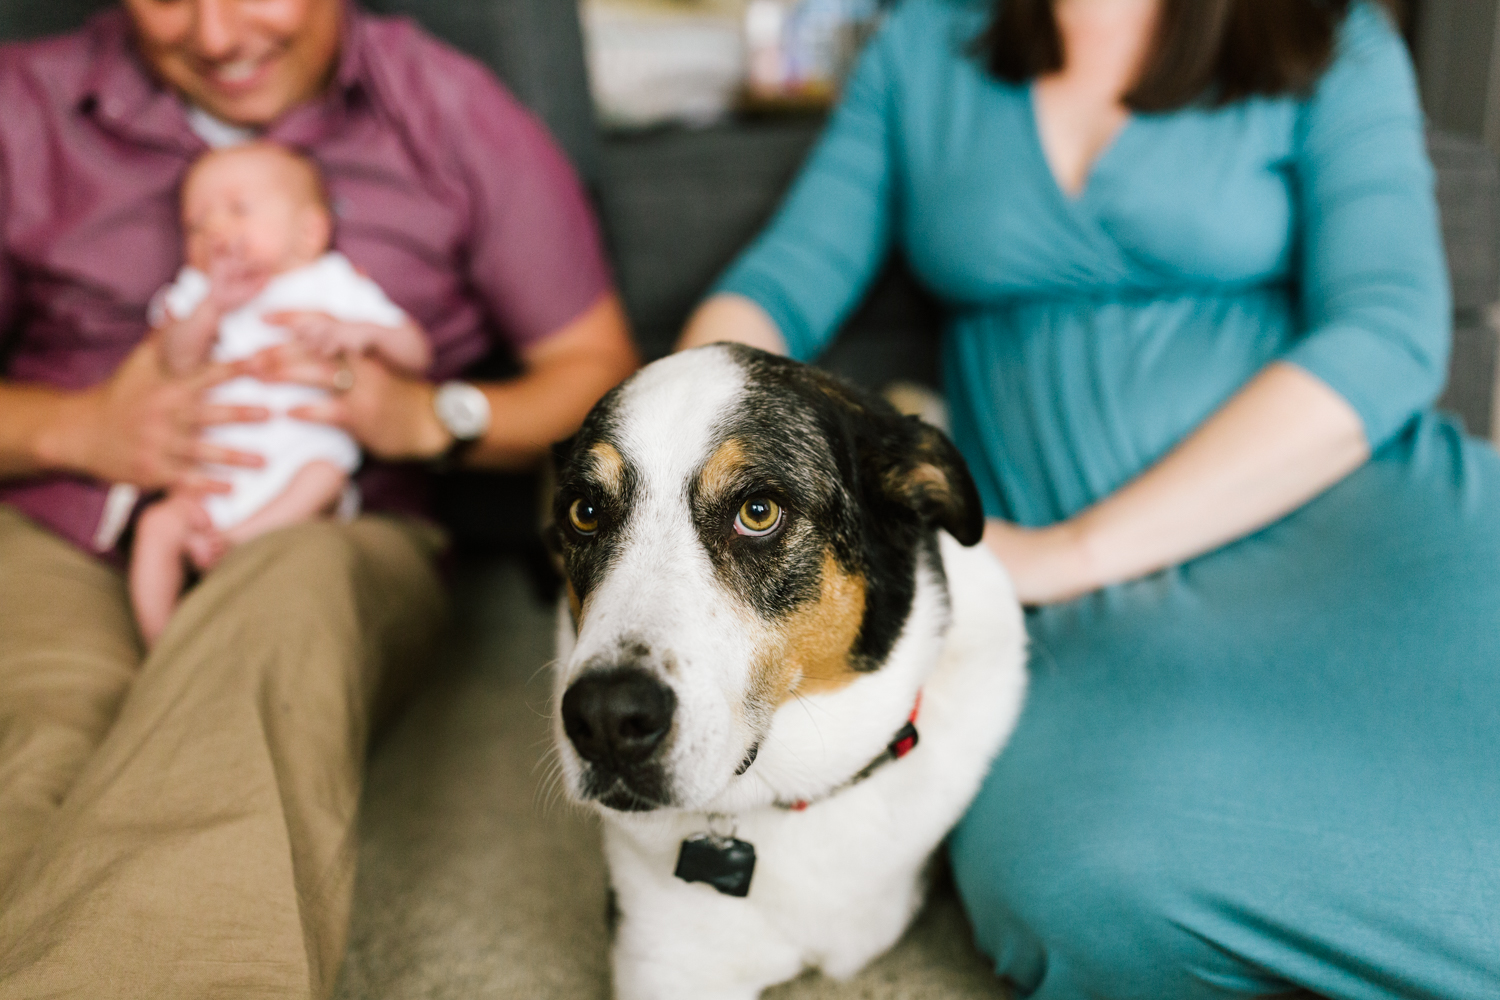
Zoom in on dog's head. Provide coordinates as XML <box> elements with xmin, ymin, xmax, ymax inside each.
<box><xmin>549</xmin><ymin>344</ymin><xmax>982</xmax><ymax>813</ymax></box>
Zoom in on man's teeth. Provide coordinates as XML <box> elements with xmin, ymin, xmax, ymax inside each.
<box><xmin>214</xmin><ymin>61</ymin><xmax>260</xmax><ymax>83</ymax></box>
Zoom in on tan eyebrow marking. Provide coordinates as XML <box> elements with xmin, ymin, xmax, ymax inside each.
<box><xmin>587</xmin><ymin>441</ymin><xmax>626</xmax><ymax>495</ymax></box>
<box><xmin>699</xmin><ymin>437</ymin><xmax>749</xmax><ymax>501</ymax></box>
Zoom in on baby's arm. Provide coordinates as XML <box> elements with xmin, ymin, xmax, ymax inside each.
<box><xmin>157</xmin><ymin>296</ymin><xmax>222</xmax><ymax>376</ymax></box>
<box><xmin>156</xmin><ymin>261</ymin><xmax>270</xmax><ymax>375</ymax></box>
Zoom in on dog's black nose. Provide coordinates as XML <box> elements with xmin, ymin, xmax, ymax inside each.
<box><xmin>562</xmin><ymin>668</ymin><xmax>676</xmax><ymax>767</ymax></box>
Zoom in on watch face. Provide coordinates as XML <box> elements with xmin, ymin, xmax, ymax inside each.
<box><xmin>436</xmin><ymin>382</ymin><xmax>491</xmax><ymax>440</ymax></box>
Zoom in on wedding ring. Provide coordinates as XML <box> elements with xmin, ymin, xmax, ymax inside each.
<box><xmin>333</xmin><ymin>362</ymin><xmax>355</xmax><ymax>393</ymax></box>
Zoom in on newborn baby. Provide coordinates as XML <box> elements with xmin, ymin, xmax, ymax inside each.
<box><xmin>129</xmin><ymin>142</ymin><xmax>431</xmax><ymax>645</ymax></box>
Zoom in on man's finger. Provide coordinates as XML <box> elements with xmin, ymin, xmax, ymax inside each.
<box><xmin>197</xmin><ymin>403</ymin><xmax>272</xmax><ymax>427</ymax></box>
<box><xmin>243</xmin><ymin>345</ymin><xmax>340</xmax><ymax>387</ymax></box>
<box><xmin>264</xmin><ymin>309</ymin><xmax>333</xmax><ymax>331</ymax></box>
<box><xmin>190</xmin><ymin>357</ymin><xmax>255</xmax><ymax>391</ymax></box>
<box><xmin>192</xmin><ymin>442</ymin><xmax>266</xmax><ymax>469</ymax></box>
<box><xmin>287</xmin><ymin>401</ymin><xmax>347</xmax><ymax>426</ymax></box>
<box><xmin>176</xmin><ymin>473</ymin><xmax>234</xmax><ymax>496</ymax></box>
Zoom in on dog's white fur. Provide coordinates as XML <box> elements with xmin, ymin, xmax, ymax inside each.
<box><xmin>553</xmin><ymin>348</ymin><xmax>1028</xmax><ymax>999</ymax></box>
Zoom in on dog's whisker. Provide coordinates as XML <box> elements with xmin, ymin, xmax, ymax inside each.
<box><xmin>527</xmin><ymin>658</ymin><xmax>560</xmax><ymax>685</ymax></box>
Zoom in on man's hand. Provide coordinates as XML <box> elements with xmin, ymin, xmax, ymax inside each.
<box><xmin>245</xmin><ymin>342</ymin><xmax>449</xmax><ymax>461</ymax></box>
<box><xmin>266</xmin><ymin>310</ymin><xmax>434</xmax><ymax>375</ymax></box>
<box><xmin>247</xmin><ymin>292</ymin><xmax>639</xmax><ymax>471</ymax></box>
<box><xmin>43</xmin><ymin>338</ymin><xmax>268</xmax><ymax>493</ymax></box>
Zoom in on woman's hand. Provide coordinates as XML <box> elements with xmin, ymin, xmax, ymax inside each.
<box><xmin>39</xmin><ymin>337</ymin><xmax>268</xmax><ymax>493</ymax></box>
<box><xmin>244</xmin><ymin>341</ymin><xmax>450</xmax><ymax>461</ymax></box>
<box><xmin>983</xmin><ymin>518</ymin><xmax>1097</xmax><ymax>606</ymax></box>
<box><xmin>982</xmin><ymin>365</ymin><xmax>1370</xmax><ymax>606</ymax></box>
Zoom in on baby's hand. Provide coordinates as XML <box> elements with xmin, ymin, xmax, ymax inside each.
<box><xmin>206</xmin><ymin>257</ymin><xmax>270</xmax><ymax>315</ymax></box>
<box><xmin>267</xmin><ymin>311</ymin><xmax>378</xmax><ymax>359</ymax></box>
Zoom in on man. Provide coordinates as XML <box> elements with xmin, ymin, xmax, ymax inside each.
<box><xmin>0</xmin><ymin>0</ymin><xmax>638</xmax><ymax>995</ymax></box>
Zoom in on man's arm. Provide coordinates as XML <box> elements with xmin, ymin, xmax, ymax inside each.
<box><xmin>465</xmin><ymin>294</ymin><xmax>638</xmax><ymax>468</ymax></box>
<box><xmin>0</xmin><ymin>341</ymin><xmax>266</xmax><ymax>490</ymax></box>
<box><xmin>0</xmin><ymin>382</ymin><xmax>84</xmax><ymax>479</ymax></box>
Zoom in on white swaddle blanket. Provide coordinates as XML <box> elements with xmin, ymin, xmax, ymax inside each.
<box><xmin>155</xmin><ymin>252</ymin><xmax>407</xmax><ymax>529</ymax></box>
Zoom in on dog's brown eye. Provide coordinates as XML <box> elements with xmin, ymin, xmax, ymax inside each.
<box><xmin>569</xmin><ymin>498</ymin><xmax>599</xmax><ymax>535</ymax></box>
<box><xmin>734</xmin><ymin>498</ymin><xmax>781</xmax><ymax>536</ymax></box>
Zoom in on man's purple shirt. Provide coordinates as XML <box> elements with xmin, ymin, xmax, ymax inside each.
<box><xmin>0</xmin><ymin>7</ymin><xmax>613</xmax><ymax>555</ymax></box>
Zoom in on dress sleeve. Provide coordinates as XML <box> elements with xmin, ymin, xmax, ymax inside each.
<box><xmin>1280</xmin><ymin>3</ymin><xmax>1451</xmax><ymax>450</ymax></box>
<box><xmin>447</xmin><ymin>61</ymin><xmax>614</xmax><ymax>353</ymax></box>
<box><xmin>712</xmin><ymin>23</ymin><xmax>900</xmax><ymax>362</ymax></box>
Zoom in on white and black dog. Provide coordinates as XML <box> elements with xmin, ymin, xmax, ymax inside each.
<box><xmin>549</xmin><ymin>344</ymin><xmax>1027</xmax><ymax>999</ymax></box>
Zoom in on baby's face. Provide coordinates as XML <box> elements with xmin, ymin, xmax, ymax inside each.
<box><xmin>182</xmin><ymin>147</ymin><xmax>330</xmax><ymax>279</ymax></box>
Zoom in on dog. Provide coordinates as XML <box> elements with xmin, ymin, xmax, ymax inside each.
<box><xmin>549</xmin><ymin>344</ymin><xmax>1027</xmax><ymax>999</ymax></box>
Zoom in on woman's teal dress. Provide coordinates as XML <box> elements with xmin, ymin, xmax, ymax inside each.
<box><xmin>715</xmin><ymin>2</ymin><xmax>1500</xmax><ymax>996</ymax></box>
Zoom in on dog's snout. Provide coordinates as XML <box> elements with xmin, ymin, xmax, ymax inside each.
<box><xmin>562</xmin><ymin>668</ymin><xmax>676</xmax><ymax>767</ymax></box>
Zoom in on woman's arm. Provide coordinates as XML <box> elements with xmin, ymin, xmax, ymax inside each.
<box><xmin>988</xmin><ymin>362</ymin><xmax>1368</xmax><ymax>603</ymax></box>
<box><xmin>995</xmin><ymin>7</ymin><xmax>1445</xmax><ymax>604</ymax></box>
<box><xmin>677</xmin><ymin>294</ymin><xmax>789</xmax><ymax>354</ymax></box>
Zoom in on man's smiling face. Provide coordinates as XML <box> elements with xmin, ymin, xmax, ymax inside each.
<box><xmin>123</xmin><ymin>0</ymin><xmax>342</xmax><ymax>127</ymax></box>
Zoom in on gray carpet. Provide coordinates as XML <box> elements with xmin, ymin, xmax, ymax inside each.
<box><xmin>334</xmin><ymin>558</ymin><xmax>1008</xmax><ymax>999</ymax></box>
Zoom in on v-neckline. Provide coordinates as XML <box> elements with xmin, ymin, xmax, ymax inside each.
<box><xmin>1024</xmin><ymin>82</ymin><xmax>1135</xmax><ymax>210</ymax></box>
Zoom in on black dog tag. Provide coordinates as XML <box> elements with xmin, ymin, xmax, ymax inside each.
<box><xmin>674</xmin><ymin>835</ymin><xmax>756</xmax><ymax>897</ymax></box>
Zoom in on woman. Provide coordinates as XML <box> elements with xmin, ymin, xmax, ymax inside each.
<box><xmin>681</xmin><ymin>0</ymin><xmax>1500</xmax><ymax>995</ymax></box>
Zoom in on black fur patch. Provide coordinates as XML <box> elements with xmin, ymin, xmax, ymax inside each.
<box><xmin>552</xmin><ymin>386</ymin><xmax>639</xmax><ymax>610</ymax></box>
<box><xmin>701</xmin><ymin>345</ymin><xmax>982</xmax><ymax>670</ymax></box>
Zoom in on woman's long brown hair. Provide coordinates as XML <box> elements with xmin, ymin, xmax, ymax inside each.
<box><xmin>980</xmin><ymin>0</ymin><xmax>1402</xmax><ymax>111</ymax></box>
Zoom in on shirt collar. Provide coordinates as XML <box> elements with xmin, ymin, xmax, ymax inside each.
<box><xmin>77</xmin><ymin>2</ymin><xmax>370</xmax><ymax>154</ymax></box>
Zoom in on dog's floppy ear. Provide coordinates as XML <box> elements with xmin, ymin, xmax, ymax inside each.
<box><xmin>871</xmin><ymin>414</ymin><xmax>985</xmax><ymax>546</ymax></box>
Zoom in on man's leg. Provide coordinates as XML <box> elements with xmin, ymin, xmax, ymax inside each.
<box><xmin>0</xmin><ymin>506</ymin><xmax>143</xmax><ymax>894</ymax></box>
<box><xmin>0</xmin><ymin>516</ymin><xmax>447</xmax><ymax>1000</ymax></box>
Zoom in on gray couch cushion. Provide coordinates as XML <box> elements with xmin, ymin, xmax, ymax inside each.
<box><xmin>362</xmin><ymin>0</ymin><xmax>598</xmax><ymax>183</ymax></box>
<box><xmin>1431</xmin><ymin>132</ymin><xmax>1500</xmax><ymax>435</ymax></box>
<box><xmin>0</xmin><ymin>0</ymin><xmax>109</xmax><ymax>41</ymax></box>
<box><xmin>1430</xmin><ymin>130</ymin><xmax>1500</xmax><ymax>313</ymax></box>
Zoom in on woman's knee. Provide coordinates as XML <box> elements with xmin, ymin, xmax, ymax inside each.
<box><xmin>949</xmin><ymin>773</ymin><xmax>1258</xmax><ymax>1000</ymax></box>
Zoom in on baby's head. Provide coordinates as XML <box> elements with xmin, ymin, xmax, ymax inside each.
<box><xmin>181</xmin><ymin>143</ymin><xmax>332</xmax><ymax>277</ymax></box>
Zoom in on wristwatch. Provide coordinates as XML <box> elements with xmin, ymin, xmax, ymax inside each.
<box><xmin>432</xmin><ymin>380</ymin><xmax>491</xmax><ymax>465</ymax></box>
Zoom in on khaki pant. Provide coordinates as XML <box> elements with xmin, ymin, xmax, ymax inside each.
<box><xmin>0</xmin><ymin>505</ymin><xmax>447</xmax><ymax>999</ymax></box>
